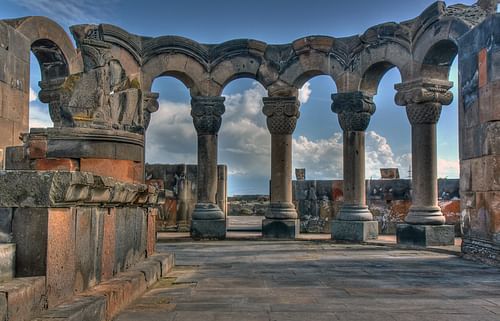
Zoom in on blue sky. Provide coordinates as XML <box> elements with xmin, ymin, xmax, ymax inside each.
<box><xmin>3</xmin><ymin>0</ymin><xmax>473</xmax><ymax>195</ymax></box>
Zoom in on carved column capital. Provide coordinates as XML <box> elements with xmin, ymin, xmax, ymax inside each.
<box><xmin>262</xmin><ymin>96</ymin><xmax>300</xmax><ymax>135</ymax></box>
<box><xmin>191</xmin><ymin>96</ymin><xmax>225</xmax><ymax>135</ymax></box>
<box><xmin>395</xmin><ymin>79</ymin><xmax>453</xmax><ymax>125</ymax></box>
<box><xmin>331</xmin><ymin>92</ymin><xmax>375</xmax><ymax>131</ymax></box>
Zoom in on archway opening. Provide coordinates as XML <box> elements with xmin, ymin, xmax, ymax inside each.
<box><xmin>292</xmin><ymin>75</ymin><xmax>340</xmax><ymax>234</ymax></box>
<box><xmin>362</xmin><ymin>63</ymin><xmax>412</xmax><ymax>234</ymax></box>
<box><xmin>145</xmin><ymin>76</ymin><xmax>196</xmax><ymax>235</ymax></box>
<box><xmin>219</xmin><ymin>78</ymin><xmax>269</xmax><ymax>233</ymax></box>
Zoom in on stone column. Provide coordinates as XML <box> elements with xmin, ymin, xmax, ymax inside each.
<box><xmin>331</xmin><ymin>92</ymin><xmax>378</xmax><ymax>242</ymax></box>
<box><xmin>190</xmin><ymin>96</ymin><xmax>226</xmax><ymax>239</ymax></box>
<box><xmin>262</xmin><ymin>96</ymin><xmax>300</xmax><ymax>239</ymax></box>
<box><xmin>395</xmin><ymin>79</ymin><xmax>455</xmax><ymax>246</ymax></box>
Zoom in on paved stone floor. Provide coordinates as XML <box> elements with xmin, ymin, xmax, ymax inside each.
<box><xmin>115</xmin><ymin>241</ymin><xmax>500</xmax><ymax>321</ymax></box>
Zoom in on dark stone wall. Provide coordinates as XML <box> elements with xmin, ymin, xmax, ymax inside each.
<box><xmin>459</xmin><ymin>14</ymin><xmax>500</xmax><ymax>266</ymax></box>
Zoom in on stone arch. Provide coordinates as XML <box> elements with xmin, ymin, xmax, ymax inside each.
<box><xmin>413</xmin><ymin>17</ymin><xmax>468</xmax><ymax>80</ymax></box>
<box><xmin>418</xmin><ymin>39</ymin><xmax>459</xmax><ymax>80</ymax></box>
<box><xmin>141</xmin><ymin>53</ymin><xmax>206</xmax><ymax>96</ymax></box>
<box><xmin>211</xmin><ymin>55</ymin><xmax>270</xmax><ymax>96</ymax></box>
<box><xmin>279</xmin><ymin>52</ymin><xmax>342</xmax><ymax>92</ymax></box>
<box><xmin>359</xmin><ymin>60</ymin><xmax>404</xmax><ymax>95</ymax></box>
<box><xmin>6</xmin><ymin>16</ymin><xmax>82</xmax><ymax>78</ymax></box>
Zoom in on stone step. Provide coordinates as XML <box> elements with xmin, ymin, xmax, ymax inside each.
<box><xmin>0</xmin><ymin>243</ymin><xmax>15</xmax><ymax>282</ymax></box>
<box><xmin>0</xmin><ymin>276</ymin><xmax>46</xmax><ymax>321</ymax></box>
<box><xmin>32</xmin><ymin>253</ymin><xmax>175</xmax><ymax>321</ymax></box>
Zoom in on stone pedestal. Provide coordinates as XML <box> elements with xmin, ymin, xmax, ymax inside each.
<box><xmin>331</xmin><ymin>221</ymin><xmax>378</xmax><ymax>242</ymax></box>
<box><xmin>396</xmin><ymin>224</ymin><xmax>455</xmax><ymax>246</ymax></box>
<box><xmin>191</xmin><ymin>219</ymin><xmax>226</xmax><ymax>240</ymax></box>
<box><xmin>262</xmin><ymin>219</ymin><xmax>299</xmax><ymax>239</ymax></box>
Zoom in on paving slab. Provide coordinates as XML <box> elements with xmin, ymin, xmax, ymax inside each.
<box><xmin>115</xmin><ymin>241</ymin><xmax>500</xmax><ymax>321</ymax></box>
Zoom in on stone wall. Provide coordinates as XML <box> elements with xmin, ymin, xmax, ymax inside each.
<box><xmin>293</xmin><ymin>179</ymin><xmax>460</xmax><ymax>234</ymax></box>
<box><xmin>145</xmin><ymin>164</ymin><xmax>227</xmax><ymax>232</ymax></box>
<box><xmin>0</xmin><ymin>21</ymin><xmax>30</xmax><ymax>168</ymax></box>
<box><xmin>0</xmin><ymin>171</ymin><xmax>162</xmax><ymax>308</ymax></box>
<box><xmin>459</xmin><ymin>15</ymin><xmax>500</xmax><ymax>266</ymax></box>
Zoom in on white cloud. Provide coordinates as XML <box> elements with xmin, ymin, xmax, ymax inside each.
<box><xmin>292</xmin><ymin>131</ymin><xmax>413</xmax><ymax>180</ymax></box>
<box><xmin>292</xmin><ymin>134</ymin><xmax>343</xmax><ymax>179</ymax></box>
<box><xmin>29</xmin><ymin>104</ymin><xmax>53</xmax><ymax>128</ymax></box>
<box><xmin>438</xmin><ymin>158</ymin><xmax>459</xmax><ymax>178</ymax></box>
<box><xmin>29</xmin><ymin>87</ymin><xmax>37</xmax><ymax>102</ymax></box>
<box><xmin>299</xmin><ymin>82</ymin><xmax>312</xmax><ymax>104</ymax></box>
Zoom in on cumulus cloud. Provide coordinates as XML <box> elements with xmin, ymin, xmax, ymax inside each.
<box><xmin>292</xmin><ymin>131</ymin><xmax>413</xmax><ymax>180</ymax></box>
<box><xmin>292</xmin><ymin>134</ymin><xmax>343</xmax><ymax>179</ymax></box>
<box><xmin>298</xmin><ymin>82</ymin><xmax>312</xmax><ymax>104</ymax></box>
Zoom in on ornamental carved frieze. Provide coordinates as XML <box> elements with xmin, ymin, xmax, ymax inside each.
<box><xmin>331</xmin><ymin>92</ymin><xmax>376</xmax><ymax>131</ymax></box>
<box><xmin>191</xmin><ymin>96</ymin><xmax>226</xmax><ymax>135</ymax></box>
<box><xmin>262</xmin><ymin>97</ymin><xmax>300</xmax><ymax>135</ymax></box>
<box><xmin>395</xmin><ymin>79</ymin><xmax>453</xmax><ymax>125</ymax></box>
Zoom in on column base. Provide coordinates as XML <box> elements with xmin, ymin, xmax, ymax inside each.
<box><xmin>331</xmin><ymin>220</ymin><xmax>378</xmax><ymax>242</ymax></box>
<box><xmin>190</xmin><ymin>219</ymin><xmax>226</xmax><ymax>240</ymax></box>
<box><xmin>396</xmin><ymin>224</ymin><xmax>455</xmax><ymax>247</ymax></box>
<box><xmin>337</xmin><ymin>205</ymin><xmax>373</xmax><ymax>221</ymax></box>
<box><xmin>262</xmin><ymin>219</ymin><xmax>299</xmax><ymax>239</ymax></box>
<box><xmin>405</xmin><ymin>206</ymin><xmax>445</xmax><ymax>225</ymax></box>
<box><xmin>268</xmin><ymin>202</ymin><xmax>298</xmax><ymax>219</ymax></box>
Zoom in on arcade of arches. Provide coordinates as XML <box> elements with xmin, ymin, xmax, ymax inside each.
<box><xmin>0</xmin><ymin>1</ymin><xmax>499</xmax><ymax>320</ymax></box>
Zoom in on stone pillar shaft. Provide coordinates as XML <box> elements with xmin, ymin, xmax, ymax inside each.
<box><xmin>190</xmin><ymin>96</ymin><xmax>226</xmax><ymax>239</ymax></box>
<box><xmin>197</xmin><ymin>134</ymin><xmax>218</xmax><ymax>204</ymax></box>
<box><xmin>343</xmin><ymin>130</ymin><xmax>366</xmax><ymax>209</ymax></box>
<box><xmin>270</xmin><ymin>134</ymin><xmax>295</xmax><ymax>216</ymax></box>
<box><xmin>409</xmin><ymin>122</ymin><xmax>442</xmax><ymax>222</ymax></box>
<box><xmin>262</xmin><ymin>96</ymin><xmax>300</xmax><ymax>238</ymax></box>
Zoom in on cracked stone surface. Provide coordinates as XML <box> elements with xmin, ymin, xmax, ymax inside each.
<box><xmin>114</xmin><ymin>241</ymin><xmax>500</xmax><ymax>321</ymax></box>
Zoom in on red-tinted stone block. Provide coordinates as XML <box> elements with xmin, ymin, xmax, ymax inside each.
<box><xmin>479</xmin><ymin>48</ymin><xmax>488</xmax><ymax>88</ymax></box>
<box><xmin>80</xmin><ymin>158</ymin><xmax>143</xmax><ymax>183</ymax></box>
<box><xmin>28</xmin><ymin>139</ymin><xmax>47</xmax><ymax>159</ymax></box>
<box><xmin>147</xmin><ymin>209</ymin><xmax>157</xmax><ymax>257</ymax></box>
<box><xmin>33</xmin><ymin>158</ymin><xmax>79</xmax><ymax>171</ymax></box>
<box><xmin>46</xmin><ymin>208</ymin><xmax>76</xmax><ymax>308</ymax></box>
<box><xmin>101</xmin><ymin>208</ymin><xmax>116</xmax><ymax>281</ymax></box>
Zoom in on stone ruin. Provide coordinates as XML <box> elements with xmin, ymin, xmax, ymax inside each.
<box><xmin>0</xmin><ymin>1</ymin><xmax>498</xmax><ymax>319</ymax></box>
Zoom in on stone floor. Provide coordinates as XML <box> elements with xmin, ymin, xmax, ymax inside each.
<box><xmin>114</xmin><ymin>241</ymin><xmax>500</xmax><ymax>321</ymax></box>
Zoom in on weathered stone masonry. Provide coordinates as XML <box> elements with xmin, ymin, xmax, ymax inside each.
<box><xmin>0</xmin><ymin>0</ymin><xmax>497</xmax><ymax>289</ymax></box>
